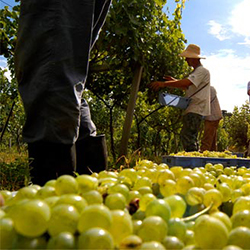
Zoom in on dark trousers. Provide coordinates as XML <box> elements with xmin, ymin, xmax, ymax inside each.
<box><xmin>15</xmin><ymin>0</ymin><xmax>111</xmax><ymax>185</ymax></box>
<box><xmin>180</xmin><ymin>113</ymin><xmax>203</xmax><ymax>152</ymax></box>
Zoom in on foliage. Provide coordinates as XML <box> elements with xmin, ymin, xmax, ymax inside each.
<box><xmin>0</xmin><ymin>2</ymin><xmax>20</xmax><ymax>76</ymax></box>
<box><xmin>0</xmin><ymin>68</ymin><xmax>25</xmax><ymax>150</ymax></box>
<box><xmin>217</xmin><ymin>120</ymin><xmax>229</xmax><ymax>152</ymax></box>
<box><xmin>0</xmin><ymin>151</ymin><xmax>30</xmax><ymax>191</ymax></box>
<box><xmin>86</xmin><ymin>0</ymin><xmax>189</xmax><ymax>159</ymax></box>
<box><xmin>225</xmin><ymin>102</ymin><xmax>250</xmax><ymax>152</ymax></box>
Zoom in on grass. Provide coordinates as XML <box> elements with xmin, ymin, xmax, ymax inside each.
<box><xmin>0</xmin><ymin>150</ymin><xmax>31</xmax><ymax>191</ymax></box>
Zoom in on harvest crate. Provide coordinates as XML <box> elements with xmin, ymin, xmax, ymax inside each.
<box><xmin>162</xmin><ymin>155</ymin><xmax>250</xmax><ymax>168</ymax></box>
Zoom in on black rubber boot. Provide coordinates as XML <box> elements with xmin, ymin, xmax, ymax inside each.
<box><xmin>28</xmin><ymin>141</ymin><xmax>76</xmax><ymax>186</ymax></box>
<box><xmin>75</xmin><ymin>134</ymin><xmax>108</xmax><ymax>175</ymax></box>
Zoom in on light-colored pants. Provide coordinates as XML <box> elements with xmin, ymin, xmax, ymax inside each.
<box><xmin>200</xmin><ymin>119</ymin><xmax>220</xmax><ymax>151</ymax></box>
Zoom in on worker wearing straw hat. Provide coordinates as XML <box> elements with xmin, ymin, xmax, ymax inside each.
<box><xmin>150</xmin><ymin>44</ymin><xmax>211</xmax><ymax>151</ymax></box>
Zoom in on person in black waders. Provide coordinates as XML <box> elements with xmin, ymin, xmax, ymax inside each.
<box><xmin>15</xmin><ymin>0</ymin><xmax>111</xmax><ymax>186</ymax></box>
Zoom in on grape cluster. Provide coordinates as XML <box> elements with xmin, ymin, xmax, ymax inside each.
<box><xmin>0</xmin><ymin>160</ymin><xmax>250</xmax><ymax>249</ymax></box>
<box><xmin>171</xmin><ymin>150</ymin><xmax>242</xmax><ymax>158</ymax></box>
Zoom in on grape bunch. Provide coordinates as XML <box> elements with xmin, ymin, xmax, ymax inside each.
<box><xmin>171</xmin><ymin>150</ymin><xmax>242</xmax><ymax>158</ymax></box>
<box><xmin>0</xmin><ymin>159</ymin><xmax>250</xmax><ymax>249</ymax></box>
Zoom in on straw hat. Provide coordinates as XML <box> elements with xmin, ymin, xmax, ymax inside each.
<box><xmin>179</xmin><ymin>44</ymin><xmax>206</xmax><ymax>59</ymax></box>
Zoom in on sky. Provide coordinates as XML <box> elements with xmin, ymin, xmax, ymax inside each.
<box><xmin>1</xmin><ymin>0</ymin><xmax>250</xmax><ymax>113</ymax></box>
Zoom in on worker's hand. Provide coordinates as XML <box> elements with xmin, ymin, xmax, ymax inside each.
<box><xmin>163</xmin><ymin>76</ymin><xmax>176</xmax><ymax>81</ymax></box>
<box><xmin>149</xmin><ymin>81</ymin><xmax>165</xmax><ymax>91</ymax></box>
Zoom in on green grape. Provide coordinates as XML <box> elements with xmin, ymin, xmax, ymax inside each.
<box><xmin>176</xmin><ymin>176</ymin><xmax>194</xmax><ymax>195</ymax></box>
<box><xmin>137</xmin><ymin>216</ymin><xmax>168</xmax><ymax>242</ymax></box>
<box><xmin>205</xmin><ymin>163</ymin><xmax>215</xmax><ymax>171</ymax></box>
<box><xmin>44</xmin><ymin>196</ymin><xmax>60</xmax><ymax>208</ymax></box>
<box><xmin>78</xmin><ymin>227</ymin><xmax>114</xmax><ymax>249</ymax></box>
<box><xmin>137</xmin><ymin>186</ymin><xmax>153</xmax><ymax>195</ymax></box>
<box><xmin>14</xmin><ymin>186</ymin><xmax>38</xmax><ymax>200</ymax></box>
<box><xmin>118</xmin><ymin>175</ymin><xmax>133</xmax><ymax>188</ymax></box>
<box><xmin>162</xmin><ymin>236</ymin><xmax>185</xmax><ymax>250</ymax></box>
<box><xmin>81</xmin><ymin>190</ymin><xmax>103</xmax><ymax>204</ymax></box>
<box><xmin>222</xmin><ymin>245</ymin><xmax>243</xmax><ymax>250</ymax></box>
<box><xmin>231</xmin><ymin>189</ymin><xmax>244</xmax><ymax>203</ymax></box>
<box><xmin>237</xmin><ymin>167</ymin><xmax>247</xmax><ymax>176</ymax></box>
<box><xmin>214</xmin><ymin>163</ymin><xmax>224</xmax><ymax>171</ymax></box>
<box><xmin>44</xmin><ymin>179</ymin><xmax>56</xmax><ymax>187</ymax></box>
<box><xmin>193</xmin><ymin>170</ymin><xmax>206</xmax><ymax>186</ymax></box>
<box><xmin>227</xmin><ymin>227</ymin><xmax>250</xmax><ymax>249</ymax></box>
<box><xmin>194</xmin><ymin>215</ymin><xmax>228</xmax><ymax>249</ymax></box>
<box><xmin>30</xmin><ymin>184</ymin><xmax>41</xmax><ymax>191</ymax></box>
<box><xmin>157</xmin><ymin>163</ymin><xmax>169</xmax><ymax>170</ymax></box>
<box><xmin>185</xmin><ymin>221</ymin><xmax>195</xmax><ymax>230</ymax></box>
<box><xmin>119</xmin><ymin>234</ymin><xmax>142</xmax><ymax>249</ymax></box>
<box><xmin>98</xmin><ymin>170</ymin><xmax>118</xmax><ymax>179</ymax></box>
<box><xmin>55</xmin><ymin>194</ymin><xmax>88</xmax><ymax>213</ymax></box>
<box><xmin>132</xmin><ymin>210</ymin><xmax>145</xmax><ymax>220</ymax></box>
<box><xmin>109</xmin><ymin>209</ymin><xmax>133</xmax><ymax>246</ymax></box>
<box><xmin>48</xmin><ymin>204</ymin><xmax>80</xmax><ymax>236</ymax></box>
<box><xmin>167</xmin><ymin>218</ymin><xmax>187</xmax><ymax>241</ymax></box>
<box><xmin>119</xmin><ymin>168</ymin><xmax>138</xmax><ymax>185</ymax></box>
<box><xmin>36</xmin><ymin>186</ymin><xmax>57</xmax><ymax>199</ymax></box>
<box><xmin>140</xmin><ymin>241</ymin><xmax>166</xmax><ymax>249</ymax></box>
<box><xmin>232</xmin><ymin>176</ymin><xmax>245</xmax><ymax>190</ymax></box>
<box><xmin>55</xmin><ymin>175</ymin><xmax>78</xmax><ymax>195</ymax></box>
<box><xmin>0</xmin><ymin>210</ymin><xmax>5</xmax><ymax>219</ymax></box>
<box><xmin>164</xmin><ymin>195</ymin><xmax>187</xmax><ymax>218</ymax></box>
<box><xmin>224</xmin><ymin>167</ymin><xmax>235</xmax><ymax>176</ymax></box>
<box><xmin>10</xmin><ymin>199</ymin><xmax>50</xmax><ymax>237</ymax></box>
<box><xmin>77</xmin><ymin>204</ymin><xmax>112</xmax><ymax>233</ymax></box>
<box><xmin>139</xmin><ymin>193</ymin><xmax>156</xmax><ymax>211</ymax></box>
<box><xmin>128</xmin><ymin>190</ymin><xmax>141</xmax><ymax>204</ymax></box>
<box><xmin>217</xmin><ymin>182</ymin><xmax>232</xmax><ymax>202</ymax></box>
<box><xmin>91</xmin><ymin>172</ymin><xmax>99</xmax><ymax>178</ymax></box>
<box><xmin>0</xmin><ymin>217</ymin><xmax>17</xmax><ymax>249</ymax></box>
<box><xmin>133</xmin><ymin>177</ymin><xmax>152</xmax><ymax>190</ymax></box>
<box><xmin>144</xmin><ymin>168</ymin><xmax>158</xmax><ymax>183</ymax></box>
<box><xmin>203</xmin><ymin>183</ymin><xmax>215</xmax><ymax>190</ymax></box>
<box><xmin>231</xmin><ymin>210</ymin><xmax>250</xmax><ymax>228</ymax></box>
<box><xmin>185</xmin><ymin>187</ymin><xmax>205</xmax><ymax>206</ymax></box>
<box><xmin>12</xmin><ymin>235</ymin><xmax>47</xmax><ymax>249</ymax></box>
<box><xmin>240</xmin><ymin>183</ymin><xmax>250</xmax><ymax>196</ymax></box>
<box><xmin>136</xmin><ymin>159</ymin><xmax>155</xmax><ymax>168</ymax></box>
<box><xmin>170</xmin><ymin>166</ymin><xmax>183</xmax><ymax>179</ymax></box>
<box><xmin>159</xmin><ymin>179</ymin><xmax>177</xmax><ymax>197</ymax></box>
<box><xmin>104</xmin><ymin>193</ymin><xmax>126</xmax><ymax>210</ymax></box>
<box><xmin>204</xmin><ymin>173</ymin><xmax>217</xmax><ymax>185</ymax></box>
<box><xmin>179</xmin><ymin>168</ymin><xmax>193</xmax><ymax>177</ymax></box>
<box><xmin>47</xmin><ymin>232</ymin><xmax>75</xmax><ymax>249</ymax></box>
<box><xmin>210</xmin><ymin>211</ymin><xmax>232</xmax><ymax>232</ymax></box>
<box><xmin>157</xmin><ymin>169</ymin><xmax>175</xmax><ymax>185</ymax></box>
<box><xmin>188</xmin><ymin>173</ymin><xmax>203</xmax><ymax>187</ymax></box>
<box><xmin>0</xmin><ymin>190</ymin><xmax>12</xmax><ymax>202</ymax></box>
<box><xmin>145</xmin><ymin>199</ymin><xmax>171</xmax><ymax>222</ymax></box>
<box><xmin>98</xmin><ymin>177</ymin><xmax>117</xmax><ymax>186</ymax></box>
<box><xmin>76</xmin><ymin>175</ymin><xmax>98</xmax><ymax>194</ymax></box>
<box><xmin>108</xmin><ymin>184</ymin><xmax>130</xmax><ymax>201</ymax></box>
<box><xmin>233</xmin><ymin>196</ymin><xmax>250</xmax><ymax>215</ymax></box>
<box><xmin>203</xmin><ymin>188</ymin><xmax>223</xmax><ymax>209</ymax></box>
<box><xmin>184</xmin><ymin>230</ymin><xmax>195</xmax><ymax>246</ymax></box>
<box><xmin>132</xmin><ymin>219</ymin><xmax>142</xmax><ymax>234</ymax></box>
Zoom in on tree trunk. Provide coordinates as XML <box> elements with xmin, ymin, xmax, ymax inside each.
<box><xmin>119</xmin><ymin>64</ymin><xmax>143</xmax><ymax>157</ymax></box>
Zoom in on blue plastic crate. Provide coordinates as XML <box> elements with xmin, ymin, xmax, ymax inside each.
<box><xmin>162</xmin><ymin>156</ymin><xmax>249</xmax><ymax>168</ymax></box>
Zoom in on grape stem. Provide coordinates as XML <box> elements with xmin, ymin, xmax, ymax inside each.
<box><xmin>181</xmin><ymin>203</ymin><xmax>214</xmax><ymax>222</ymax></box>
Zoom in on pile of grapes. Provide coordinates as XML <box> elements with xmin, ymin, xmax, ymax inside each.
<box><xmin>0</xmin><ymin>160</ymin><xmax>250</xmax><ymax>249</ymax></box>
<box><xmin>171</xmin><ymin>150</ymin><xmax>242</xmax><ymax>158</ymax></box>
